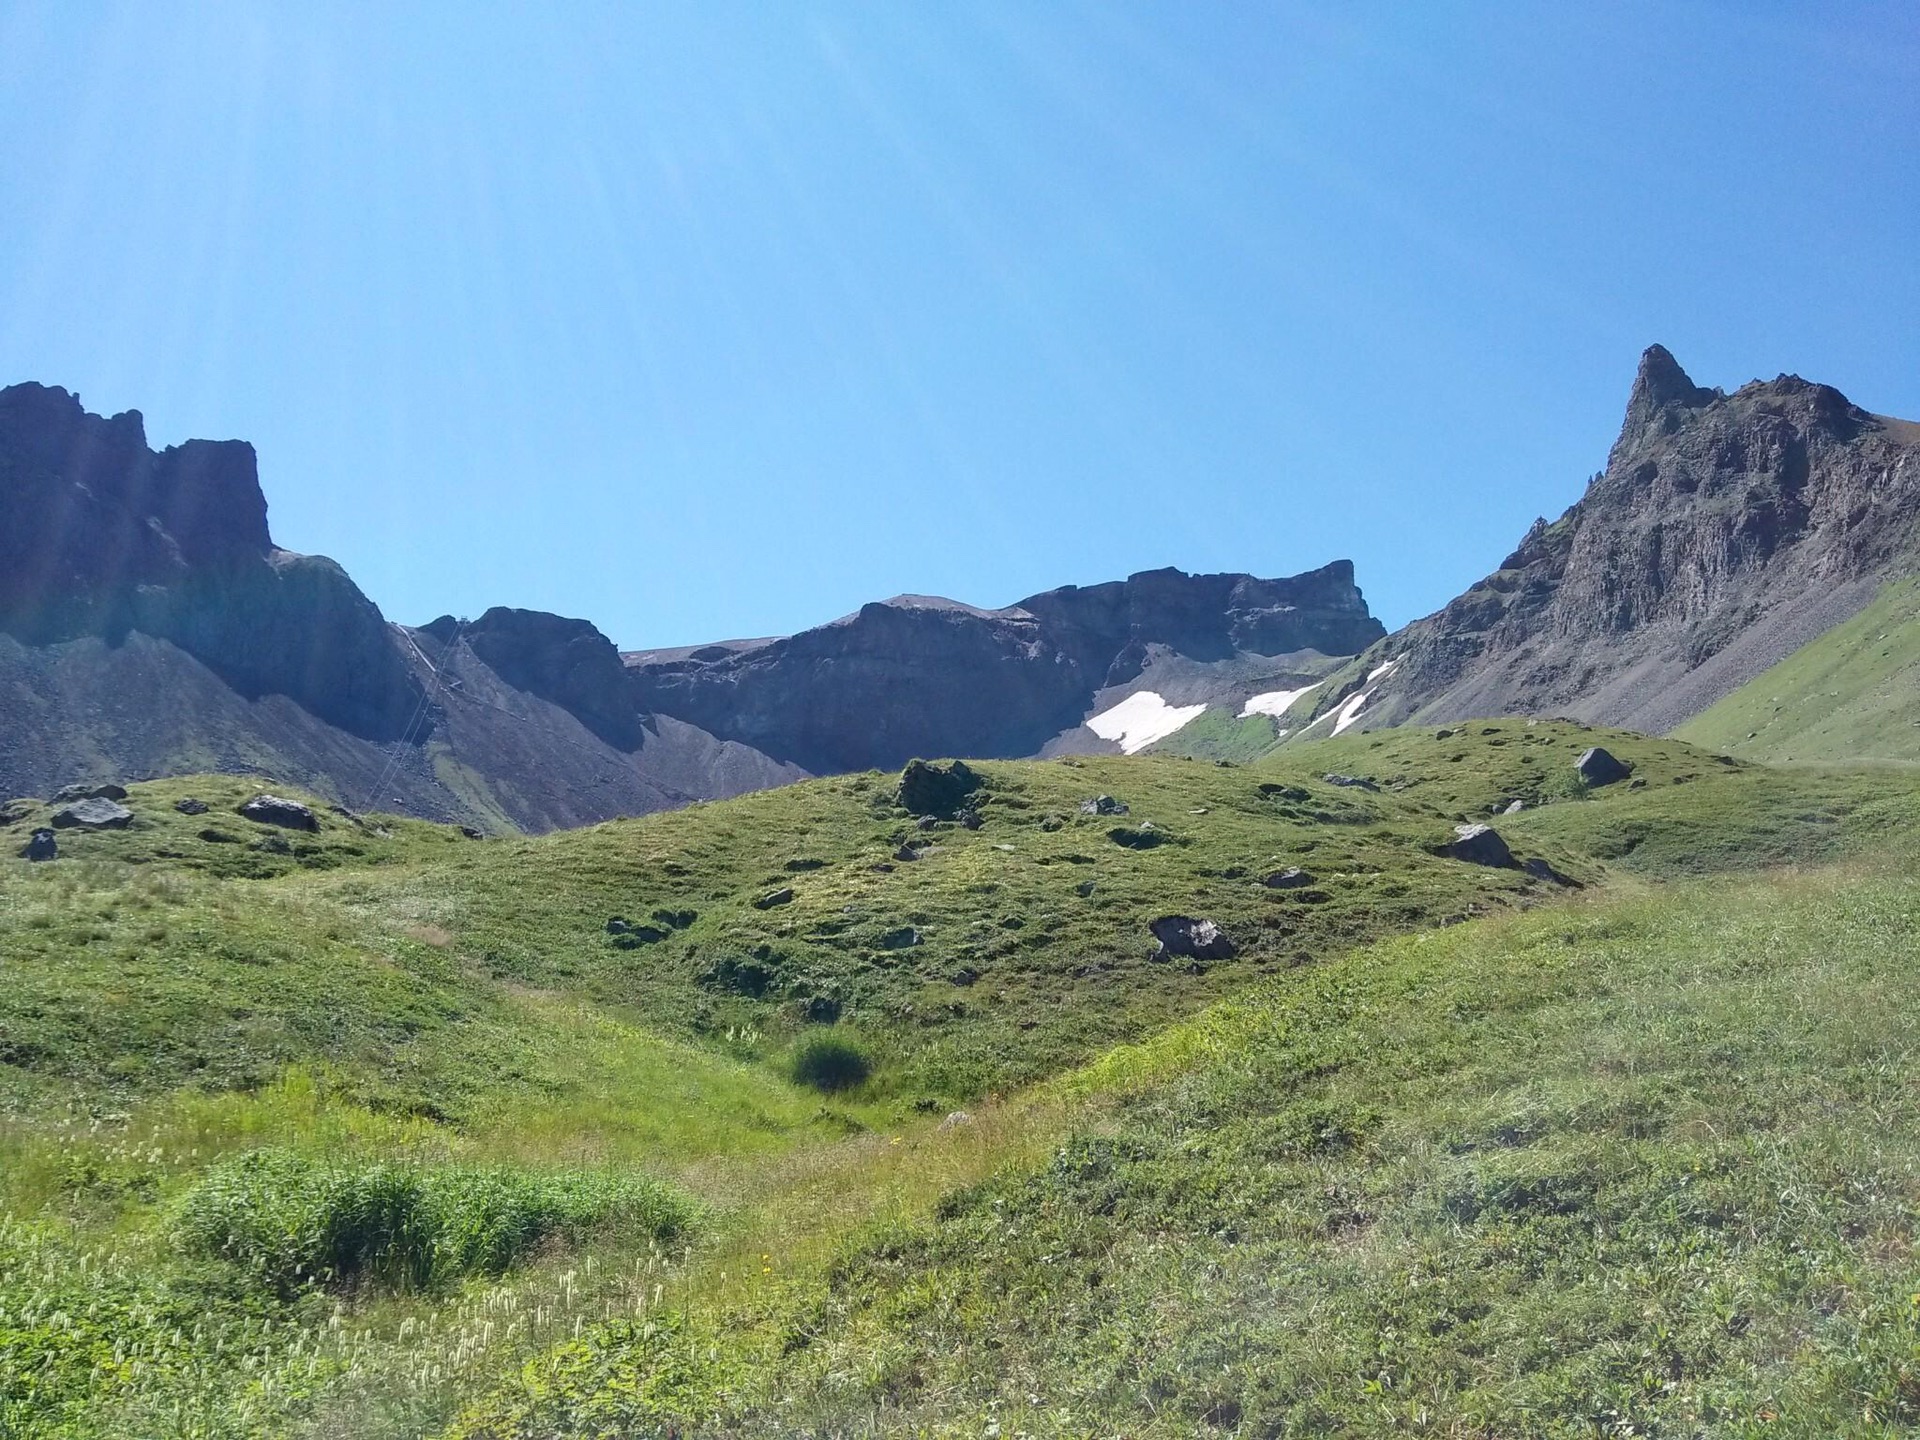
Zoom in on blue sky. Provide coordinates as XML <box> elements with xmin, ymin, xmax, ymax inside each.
<box><xmin>2</xmin><ymin>3</ymin><xmax>1915</xmax><ymax>646</ymax></box>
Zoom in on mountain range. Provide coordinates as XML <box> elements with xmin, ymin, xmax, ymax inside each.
<box><xmin>4</xmin><ymin>345</ymin><xmax>1915</xmax><ymax>830</ymax></box>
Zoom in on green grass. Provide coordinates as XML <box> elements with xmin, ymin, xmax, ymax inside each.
<box><xmin>1677</xmin><ymin>575</ymin><xmax>1920</xmax><ymax>763</ymax></box>
<box><xmin>5</xmin><ymin>728</ymin><xmax>1920</xmax><ymax>1436</ymax></box>
<box><xmin>454</xmin><ymin>854</ymin><xmax>1920</xmax><ymax>1438</ymax></box>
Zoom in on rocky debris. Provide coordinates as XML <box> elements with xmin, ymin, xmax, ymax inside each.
<box><xmin>238</xmin><ymin>795</ymin><xmax>319</xmax><ymax>832</ymax></box>
<box><xmin>1576</xmin><ymin>747</ymin><xmax>1632</xmax><ymax>787</ymax></box>
<box><xmin>1323</xmin><ymin>773</ymin><xmax>1378</xmax><ymax>790</ymax></box>
<box><xmin>915</xmin><ymin>814</ymin><xmax>939</xmax><ymax>832</ymax></box>
<box><xmin>752</xmin><ymin>887</ymin><xmax>795</xmax><ymax>910</ymax></box>
<box><xmin>21</xmin><ymin>827</ymin><xmax>56</xmax><ymax>861</ymax></box>
<box><xmin>960</xmin><ymin>810</ymin><xmax>984</xmax><ymax>831</ymax></box>
<box><xmin>1261</xmin><ymin>867</ymin><xmax>1316</xmax><ymax>889</ymax></box>
<box><xmin>50</xmin><ymin>796</ymin><xmax>133</xmax><ymax>829</ymax></box>
<box><xmin>1080</xmin><ymin>795</ymin><xmax>1129</xmax><ymax>816</ymax></box>
<box><xmin>897</xmin><ymin>759</ymin><xmax>983</xmax><ymax>818</ymax></box>
<box><xmin>1523</xmin><ymin>857</ymin><xmax>1579</xmax><ymax>887</ymax></box>
<box><xmin>1447</xmin><ymin>823</ymin><xmax>1514</xmax><ymax>868</ymax></box>
<box><xmin>1148</xmin><ymin>915</ymin><xmax>1237</xmax><ymax>961</ymax></box>
<box><xmin>52</xmin><ymin>782</ymin><xmax>127</xmax><ymax>803</ymax></box>
<box><xmin>173</xmin><ymin>797</ymin><xmax>209</xmax><ymax>815</ymax></box>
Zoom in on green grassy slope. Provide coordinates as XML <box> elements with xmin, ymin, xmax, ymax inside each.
<box><xmin>461</xmin><ymin>854</ymin><xmax>1920</xmax><ymax>1439</ymax></box>
<box><xmin>4</xmin><ymin>733</ymin><xmax>1920</xmax><ymax>1436</ymax></box>
<box><xmin>1676</xmin><ymin>576</ymin><xmax>1920</xmax><ymax>763</ymax></box>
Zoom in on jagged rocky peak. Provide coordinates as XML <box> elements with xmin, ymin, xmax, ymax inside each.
<box><xmin>0</xmin><ymin>380</ymin><xmax>419</xmax><ymax>739</ymax></box>
<box><xmin>0</xmin><ymin>382</ymin><xmax>273</xmax><ymax>613</ymax></box>
<box><xmin>1317</xmin><ymin>345</ymin><xmax>1920</xmax><ymax>739</ymax></box>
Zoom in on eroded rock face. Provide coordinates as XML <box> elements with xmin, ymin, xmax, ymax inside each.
<box><xmin>0</xmin><ymin>382</ymin><xmax>421</xmax><ymax>740</ymax></box>
<box><xmin>627</xmin><ymin>563</ymin><xmax>1385</xmax><ymax>774</ymax></box>
<box><xmin>1315</xmin><ymin>347</ymin><xmax>1920</xmax><ymax>736</ymax></box>
<box><xmin>460</xmin><ymin>607</ymin><xmax>645</xmax><ymax>751</ymax></box>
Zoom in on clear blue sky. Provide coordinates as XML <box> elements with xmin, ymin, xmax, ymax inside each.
<box><xmin>3</xmin><ymin>3</ymin><xmax>1915</xmax><ymax>646</ymax></box>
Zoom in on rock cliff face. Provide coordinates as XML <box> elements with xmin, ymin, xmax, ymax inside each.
<box><xmin>627</xmin><ymin>562</ymin><xmax>1385</xmax><ymax>773</ymax></box>
<box><xmin>0</xmin><ymin>382</ymin><xmax>420</xmax><ymax>739</ymax></box>
<box><xmin>0</xmin><ymin>383</ymin><xmax>802</xmax><ymax>829</ymax></box>
<box><xmin>1310</xmin><ymin>347</ymin><xmax>1920</xmax><ymax>735</ymax></box>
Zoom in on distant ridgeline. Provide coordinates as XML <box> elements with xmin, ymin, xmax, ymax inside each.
<box><xmin>3</xmin><ymin>346</ymin><xmax>1916</xmax><ymax>831</ymax></box>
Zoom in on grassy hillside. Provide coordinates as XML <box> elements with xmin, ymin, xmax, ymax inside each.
<box><xmin>4</xmin><ymin>731</ymin><xmax>1920</xmax><ymax>1435</ymax></box>
<box><xmin>1677</xmin><ymin>575</ymin><xmax>1920</xmax><ymax>764</ymax></box>
<box><xmin>460</xmin><ymin>855</ymin><xmax>1920</xmax><ymax>1438</ymax></box>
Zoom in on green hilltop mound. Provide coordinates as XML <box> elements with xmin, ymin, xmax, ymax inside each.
<box><xmin>4</xmin><ymin>729</ymin><xmax>1920</xmax><ymax>1435</ymax></box>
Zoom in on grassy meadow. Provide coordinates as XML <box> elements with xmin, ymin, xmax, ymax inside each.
<box><xmin>4</xmin><ymin>724</ymin><xmax>1920</xmax><ymax>1435</ymax></box>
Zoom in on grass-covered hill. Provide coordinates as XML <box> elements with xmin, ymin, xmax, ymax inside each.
<box><xmin>1676</xmin><ymin>575</ymin><xmax>1920</xmax><ymax>765</ymax></box>
<box><xmin>4</xmin><ymin>726</ymin><xmax>1920</xmax><ymax>1436</ymax></box>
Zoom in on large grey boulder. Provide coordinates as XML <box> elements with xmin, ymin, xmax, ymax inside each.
<box><xmin>1447</xmin><ymin>823</ymin><xmax>1513</xmax><ymax>868</ymax></box>
<box><xmin>1576</xmin><ymin>747</ymin><xmax>1633</xmax><ymax>787</ymax></box>
<box><xmin>50</xmin><ymin>797</ymin><xmax>133</xmax><ymax>829</ymax></box>
<box><xmin>238</xmin><ymin>795</ymin><xmax>319</xmax><ymax>832</ymax></box>
<box><xmin>897</xmin><ymin>759</ymin><xmax>983</xmax><ymax>818</ymax></box>
<box><xmin>52</xmin><ymin>782</ymin><xmax>128</xmax><ymax>803</ymax></box>
<box><xmin>1148</xmin><ymin>915</ymin><xmax>1237</xmax><ymax>961</ymax></box>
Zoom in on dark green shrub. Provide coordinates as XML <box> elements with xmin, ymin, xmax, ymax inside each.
<box><xmin>175</xmin><ymin>1150</ymin><xmax>693</xmax><ymax>1294</ymax></box>
<box><xmin>790</xmin><ymin>1033</ymin><xmax>873</xmax><ymax>1092</ymax></box>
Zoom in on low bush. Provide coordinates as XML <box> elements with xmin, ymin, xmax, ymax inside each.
<box><xmin>175</xmin><ymin>1150</ymin><xmax>692</xmax><ymax>1294</ymax></box>
<box><xmin>789</xmin><ymin>1034</ymin><xmax>872</xmax><ymax>1093</ymax></box>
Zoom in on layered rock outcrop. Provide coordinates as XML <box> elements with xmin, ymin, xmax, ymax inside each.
<box><xmin>627</xmin><ymin>563</ymin><xmax>1384</xmax><ymax>773</ymax></box>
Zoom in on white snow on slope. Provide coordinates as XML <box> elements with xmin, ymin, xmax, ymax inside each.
<box><xmin>1367</xmin><ymin>659</ymin><xmax>1401</xmax><ymax>683</ymax></box>
<box><xmin>1085</xmin><ymin>691</ymin><xmax>1209</xmax><ymax>754</ymax></box>
<box><xmin>1239</xmin><ymin>681</ymin><xmax>1322</xmax><ymax>719</ymax></box>
<box><xmin>1330</xmin><ymin>689</ymin><xmax>1373</xmax><ymax>735</ymax></box>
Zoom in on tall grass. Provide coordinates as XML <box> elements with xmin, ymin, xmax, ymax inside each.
<box><xmin>175</xmin><ymin>1150</ymin><xmax>693</xmax><ymax>1294</ymax></box>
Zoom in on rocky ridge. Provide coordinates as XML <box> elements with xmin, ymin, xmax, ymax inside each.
<box><xmin>1296</xmin><ymin>346</ymin><xmax>1920</xmax><ymax>737</ymax></box>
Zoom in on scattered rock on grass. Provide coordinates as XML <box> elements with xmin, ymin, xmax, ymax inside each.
<box><xmin>174</xmin><ymin>798</ymin><xmax>210</xmax><ymax>815</ymax></box>
<box><xmin>1323</xmin><ymin>773</ymin><xmax>1378</xmax><ymax>791</ymax></box>
<box><xmin>1523</xmin><ymin>857</ymin><xmax>1579</xmax><ymax>887</ymax></box>
<box><xmin>21</xmin><ymin>828</ymin><xmax>56</xmax><ymax>861</ymax></box>
<box><xmin>52</xmin><ymin>782</ymin><xmax>127</xmax><ymax>803</ymax></box>
<box><xmin>1576</xmin><ymin>747</ymin><xmax>1632</xmax><ymax>787</ymax></box>
<box><xmin>897</xmin><ymin>759</ymin><xmax>983</xmax><ymax>818</ymax></box>
<box><xmin>1080</xmin><ymin>794</ymin><xmax>1129</xmax><ymax>816</ymax></box>
<box><xmin>1107</xmin><ymin>823</ymin><xmax>1166</xmax><ymax>850</ymax></box>
<box><xmin>1261</xmin><ymin>867</ymin><xmax>1316</xmax><ymax>889</ymax></box>
<box><xmin>1447</xmin><ymin>823</ymin><xmax>1514</xmax><ymax>868</ymax></box>
<box><xmin>1148</xmin><ymin>915</ymin><xmax>1236</xmax><ymax>961</ymax></box>
<box><xmin>238</xmin><ymin>795</ymin><xmax>319</xmax><ymax>832</ymax></box>
<box><xmin>938</xmin><ymin>1110</ymin><xmax>974</xmax><ymax>1131</ymax></box>
<box><xmin>1503</xmin><ymin>799</ymin><xmax>1526</xmax><ymax>814</ymax></box>
<box><xmin>50</xmin><ymin>797</ymin><xmax>133</xmax><ymax>830</ymax></box>
<box><xmin>753</xmin><ymin>887</ymin><xmax>795</xmax><ymax>910</ymax></box>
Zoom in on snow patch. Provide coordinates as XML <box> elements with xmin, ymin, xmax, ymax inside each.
<box><xmin>1085</xmin><ymin>691</ymin><xmax>1209</xmax><ymax>754</ymax></box>
<box><xmin>1330</xmin><ymin>689</ymin><xmax>1374</xmax><ymax>736</ymax></box>
<box><xmin>1239</xmin><ymin>682</ymin><xmax>1322</xmax><ymax>719</ymax></box>
<box><xmin>1366</xmin><ymin>659</ymin><xmax>1401</xmax><ymax>683</ymax></box>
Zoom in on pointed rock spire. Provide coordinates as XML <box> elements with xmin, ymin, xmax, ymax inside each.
<box><xmin>1620</xmin><ymin>344</ymin><xmax>1716</xmax><ymax>442</ymax></box>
